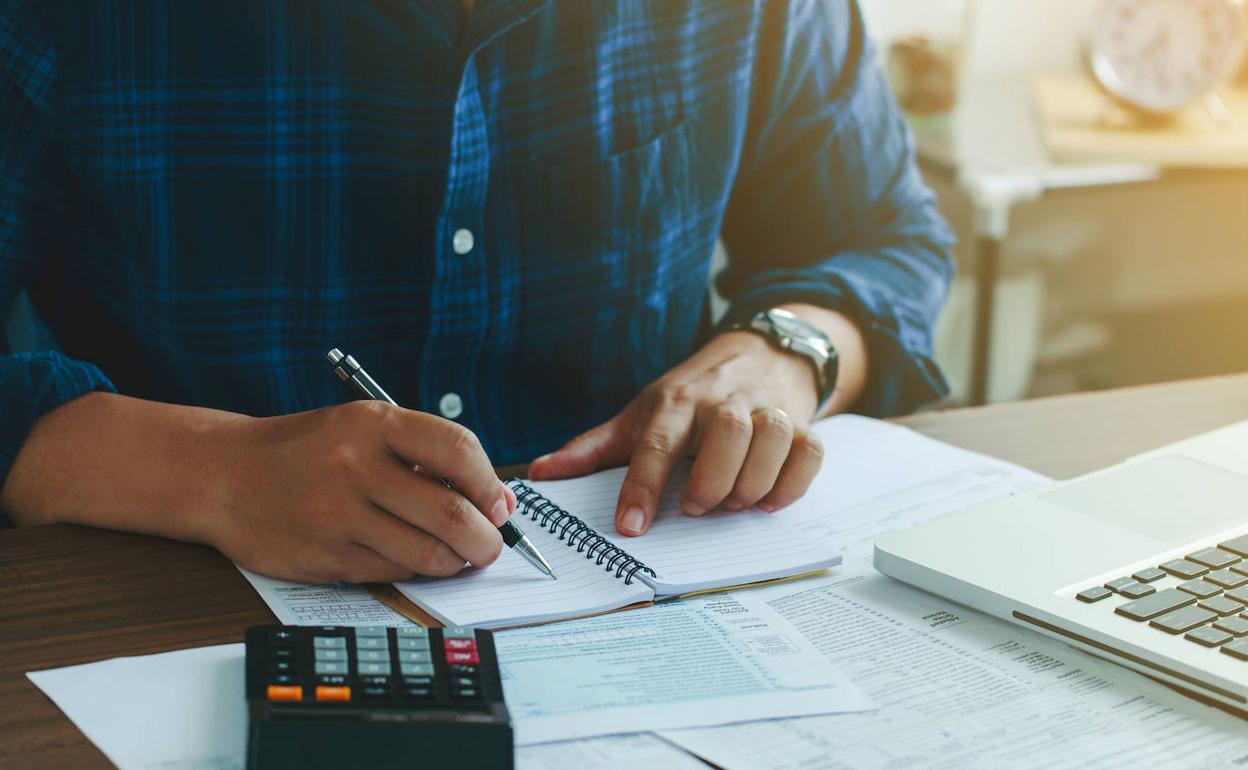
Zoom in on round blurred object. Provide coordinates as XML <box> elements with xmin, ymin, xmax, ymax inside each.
<box><xmin>880</xmin><ymin>0</ymin><xmax>974</xmax><ymax>125</ymax></box>
<box><xmin>1088</xmin><ymin>0</ymin><xmax>1247</xmax><ymax>117</ymax></box>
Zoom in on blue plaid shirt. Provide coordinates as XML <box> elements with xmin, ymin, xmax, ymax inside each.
<box><xmin>0</xmin><ymin>0</ymin><xmax>953</xmax><ymax>490</ymax></box>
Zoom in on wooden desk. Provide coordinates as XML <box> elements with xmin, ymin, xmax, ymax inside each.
<box><xmin>5</xmin><ymin>373</ymin><xmax>1248</xmax><ymax>768</ymax></box>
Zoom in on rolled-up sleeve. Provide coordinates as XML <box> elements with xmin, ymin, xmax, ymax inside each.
<box><xmin>718</xmin><ymin>0</ymin><xmax>955</xmax><ymax>416</ymax></box>
<box><xmin>0</xmin><ymin>22</ymin><xmax>116</xmax><ymax>495</ymax></box>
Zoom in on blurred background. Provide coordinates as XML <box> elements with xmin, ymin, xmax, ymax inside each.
<box><xmin>859</xmin><ymin>0</ymin><xmax>1248</xmax><ymax>407</ymax></box>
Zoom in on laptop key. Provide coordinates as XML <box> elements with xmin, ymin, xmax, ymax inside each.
<box><xmin>1214</xmin><ymin>616</ymin><xmax>1248</xmax><ymax>636</ymax></box>
<box><xmin>1077</xmin><ymin>587</ymin><xmax>1113</xmax><ymax>603</ymax></box>
<box><xmin>1119</xmin><ymin>583</ymin><xmax>1155</xmax><ymax>599</ymax></box>
<box><xmin>1104</xmin><ymin>577</ymin><xmax>1137</xmax><ymax>593</ymax></box>
<box><xmin>1186</xmin><ymin>626</ymin><xmax>1233</xmax><ymax>647</ymax></box>
<box><xmin>1218</xmin><ymin>535</ymin><xmax>1248</xmax><ymax>558</ymax></box>
<box><xmin>1221</xmin><ymin>639</ymin><xmax>1248</xmax><ymax>660</ymax></box>
<box><xmin>1204</xmin><ymin>569</ymin><xmax>1248</xmax><ymax>589</ymax></box>
<box><xmin>1176</xmin><ymin>580</ymin><xmax>1221</xmax><ymax>599</ymax></box>
<box><xmin>1116</xmin><ymin>588</ymin><xmax>1195</xmax><ymax>621</ymax></box>
<box><xmin>1224</xmin><ymin>587</ymin><xmax>1248</xmax><ymax>605</ymax></box>
<box><xmin>1187</xmin><ymin>548</ymin><xmax>1240</xmax><ymax>570</ymax></box>
<box><xmin>1199</xmin><ymin>596</ymin><xmax>1245</xmax><ymax>616</ymax></box>
<box><xmin>1150</xmin><ymin>605</ymin><xmax>1217</xmax><ymax>634</ymax></box>
<box><xmin>1161</xmin><ymin>559</ymin><xmax>1209</xmax><ymax>579</ymax></box>
<box><xmin>1132</xmin><ymin>567</ymin><xmax>1167</xmax><ymax>583</ymax></box>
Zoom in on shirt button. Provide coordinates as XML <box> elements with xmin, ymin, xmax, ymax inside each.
<box><xmin>452</xmin><ymin>229</ymin><xmax>474</xmax><ymax>256</ymax></box>
<box><xmin>438</xmin><ymin>393</ymin><xmax>464</xmax><ymax>420</ymax></box>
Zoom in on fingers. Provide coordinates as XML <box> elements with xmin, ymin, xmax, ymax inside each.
<box><xmin>757</xmin><ymin>427</ymin><xmax>824</xmax><ymax>512</ymax></box>
<box><xmin>373</xmin><ymin>404</ymin><xmax>509</xmax><ymax>528</ymax></box>
<box><xmin>366</xmin><ymin>457</ymin><xmax>504</xmax><ymax>568</ymax></box>
<box><xmin>529</xmin><ymin>416</ymin><xmax>630</xmax><ymax>481</ymax></box>
<box><xmin>725</xmin><ymin>408</ymin><xmax>794</xmax><ymax>511</ymax></box>
<box><xmin>681</xmin><ymin>402</ymin><xmax>752</xmax><ymax>516</ymax></box>
<box><xmin>354</xmin><ymin>504</ymin><xmax>469</xmax><ymax>578</ymax></box>
<box><xmin>615</xmin><ymin>404</ymin><xmax>695</xmax><ymax>536</ymax></box>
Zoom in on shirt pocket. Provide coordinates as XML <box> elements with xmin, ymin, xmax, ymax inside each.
<box><xmin>514</xmin><ymin>119</ymin><xmax>701</xmax><ymax>419</ymax></box>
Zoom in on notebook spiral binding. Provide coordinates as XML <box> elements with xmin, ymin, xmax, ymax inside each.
<box><xmin>508</xmin><ymin>480</ymin><xmax>657</xmax><ymax>585</ymax></box>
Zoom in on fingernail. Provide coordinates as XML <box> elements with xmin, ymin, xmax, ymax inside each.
<box><xmin>503</xmin><ymin>485</ymin><xmax>517</xmax><ymax>513</ymax></box>
<box><xmin>758</xmin><ymin>503</ymin><xmax>777</xmax><ymax>513</ymax></box>
<box><xmin>533</xmin><ymin>453</ymin><xmax>553</xmax><ymax>465</ymax></box>
<box><xmin>490</xmin><ymin>498</ymin><xmax>509</xmax><ymax>526</ymax></box>
<box><xmin>620</xmin><ymin>507</ymin><xmax>646</xmax><ymax>535</ymax></box>
<box><xmin>722</xmin><ymin>499</ymin><xmax>744</xmax><ymax>512</ymax></box>
<box><xmin>681</xmin><ymin>500</ymin><xmax>706</xmax><ymax>517</ymax></box>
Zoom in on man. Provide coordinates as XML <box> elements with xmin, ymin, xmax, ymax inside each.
<box><xmin>0</xmin><ymin>0</ymin><xmax>953</xmax><ymax>584</ymax></box>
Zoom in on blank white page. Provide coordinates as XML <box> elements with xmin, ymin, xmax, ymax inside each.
<box><xmin>393</xmin><ymin>513</ymin><xmax>653</xmax><ymax>628</ymax></box>
<box><xmin>528</xmin><ymin>465</ymin><xmax>839</xmax><ymax>597</ymax></box>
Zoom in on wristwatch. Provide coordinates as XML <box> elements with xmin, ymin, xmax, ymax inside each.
<box><xmin>728</xmin><ymin>308</ymin><xmax>839</xmax><ymax>415</ymax></box>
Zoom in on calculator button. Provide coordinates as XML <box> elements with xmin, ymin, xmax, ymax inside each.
<box><xmin>1076</xmin><ymin>587</ymin><xmax>1112</xmax><ymax>603</ymax></box>
<box><xmin>269</xmin><ymin>630</ymin><xmax>296</xmax><ymax>646</ymax></box>
<box><xmin>1186</xmin><ymin>626</ymin><xmax>1233</xmax><ymax>647</ymax></box>
<box><xmin>443</xmin><ymin>626</ymin><xmax>476</xmax><ymax>639</ymax></box>
<box><xmin>1176</xmin><ymin>580</ymin><xmax>1221</xmax><ymax>599</ymax></box>
<box><xmin>1226</xmin><ymin>587</ymin><xmax>1248</xmax><ymax>604</ymax></box>
<box><xmin>317</xmin><ymin>675</ymin><xmax>348</xmax><ymax>686</ymax></box>
<box><xmin>1188</xmin><ymin>548</ymin><xmax>1240</xmax><ymax>569</ymax></box>
<box><xmin>1220</xmin><ymin>535</ymin><xmax>1248</xmax><ymax>557</ymax></box>
<box><xmin>448</xmin><ymin>664</ymin><xmax>478</xmax><ymax>676</ymax></box>
<box><xmin>271</xmin><ymin>674</ymin><xmax>295</xmax><ymax>684</ymax></box>
<box><xmin>1103</xmin><ymin>577</ymin><xmax>1136</xmax><ymax>593</ymax></box>
<box><xmin>403</xmin><ymin>676</ymin><xmax>435</xmax><ymax>687</ymax></box>
<box><xmin>446</xmin><ymin>650</ymin><xmax>479</xmax><ymax>665</ymax></box>
<box><xmin>267</xmin><ymin>685</ymin><xmax>304</xmax><ymax>702</ymax></box>
<box><xmin>315</xmin><ymin>686</ymin><xmax>352</xmax><ymax>702</ymax></box>
<box><xmin>360</xmin><ymin>675</ymin><xmax>390</xmax><ymax>686</ymax></box>
<box><xmin>360</xmin><ymin>686</ymin><xmax>389</xmax><ymax>699</ymax></box>
<box><xmin>397</xmin><ymin>638</ymin><xmax>430</xmax><ymax>651</ymax></box>
<box><xmin>401</xmin><ymin>663</ymin><xmax>435</xmax><ymax>676</ymax></box>
<box><xmin>355</xmin><ymin>626</ymin><xmax>389</xmax><ymax>638</ymax></box>
<box><xmin>396</xmin><ymin>627</ymin><xmax>430</xmax><ymax>637</ymax></box>
<box><xmin>450</xmin><ymin>675</ymin><xmax>478</xmax><ymax>688</ymax></box>
<box><xmin>313</xmin><ymin>636</ymin><xmax>347</xmax><ymax>649</ymax></box>
<box><xmin>452</xmin><ymin>687</ymin><xmax>482</xmax><ymax>700</ymax></box>
<box><xmin>1150</xmin><ymin>605</ymin><xmax>1217</xmax><ymax>634</ymax></box>
<box><xmin>1215</xmin><ymin>616</ymin><xmax>1248</xmax><ymax>636</ymax></box>
<box><xmin>356</xmin><ymin>650</ymin><xmax>389</xmax><ymax>662</ymax></box>
<box><xmin>399</xmin><ymin>650</ymin><xmax>433</xmax><ymax>663</ymax></box>
<box><xmin>1161</xmin><ymin>559</ymin><xmax>1209</xmax><ymax>579</ymax></box>
<box><xmin>314</xmin><ymin>649</ymin><xmax>347</xmax><ymax>661</ymax></box>
<box><xmin>271</xmin><ymin>660</ymin><xmax>294</xmax><ymax>673</ymax></box>
<box><xmin>403</xmin><ymin>686</ymin><xmax>435</xmax><ymax>700</ymax></box>
<box><xmin>1221</xmin><ymin>639</ymin><xmax>1248</xmax><ymax>660</ymax></box>
<box><xmin>359</xmin><ymin>662</ymin><xmax>392</xmax><ymax>675</ymax></box>
<box><xmin>271</xmin><ymin>648</ymin><xmax>294</xmax><ymax>660</ymax></box>
<box><xmin>314</xmin><ymin>662</ymin><xmax>348</xmax><ymax>675</ymax></box>
<box><xmin>1116</xmin><ymin>588</ymin><xmax>1196</xmax><ymax>621</ymax></box>
<box><xmin>445</xmin><ymin>637</ymin><xmax>477</xmax><ymax>651</ymax></box>
<box><xmin>355</xmin><ymin>637</ymin><xmax>388</xmax><ymax>650</ymax></box>
<box><xmin>1132</xmin><ymin>567</ymin><xmax>1167</xmax><ymax>583</ymax></box>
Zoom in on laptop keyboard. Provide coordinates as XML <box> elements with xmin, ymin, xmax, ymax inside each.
<box><xmin>1075</xmin><ymin>533</ymin><xmax>1248</xmax><ymax>660</ymax></box>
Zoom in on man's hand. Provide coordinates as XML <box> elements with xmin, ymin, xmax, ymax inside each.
<box><xmin>1</xmin><ymin>393</ymin><xmax>515</xmax><ymax>584</ymax></box>
<box><xmin>530</xmin><ymin>304</ymin><xmax>867</xmax><ymax>536</ymax></box>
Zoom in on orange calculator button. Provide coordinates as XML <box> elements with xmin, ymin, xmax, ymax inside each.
<box><xmin>266</xmin><ymin>685</ymin><xmax>304</xmax><ymax>701</ymax></box>
<box><xmin>315</xmin><ymin>686</ymin><xmax>352</xmax><ymax>702</ymax></box>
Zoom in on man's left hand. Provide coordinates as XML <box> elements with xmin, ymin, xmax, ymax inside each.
<box><xmin>528</xmin><ymin>304</ymin><xmax>867</xmax><ymax>536</ymax></box>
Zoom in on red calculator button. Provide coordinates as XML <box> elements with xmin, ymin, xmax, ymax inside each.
<box><xmin>315</xmin><ymin>686</ymin><xmax>352</xmax><ymax>702</ymax></box>
<box><xmin>266</xmin><ymin>685</ymin><xmax>304</xmax><ymax>702</ymax></box>
<box><xmin>445</xmin><ymin>650</ymin><xmax>480</xmax><ymax>664</ymax></box>
<box><xmin>444</xmin><ymin>637</ymin><xmax>477</xmax><ymax>651</ymax></box>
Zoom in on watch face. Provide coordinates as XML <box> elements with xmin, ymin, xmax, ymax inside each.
<box><xmin>767</xmin><ymin>310</ymin><xmax>816</xmax><ymax>340</ymax></box>
<box><xmin>1090</xmin><ymin>0</ymin><xmax>1247</xmax><ymax>114</ymax></box>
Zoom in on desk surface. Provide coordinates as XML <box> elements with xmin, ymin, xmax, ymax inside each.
<box><xmin>5</xmin><ymin>373</ymin><xmax>1248</xmax><ymax>768</ymax></box>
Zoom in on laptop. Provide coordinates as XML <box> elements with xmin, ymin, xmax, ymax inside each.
<box><xmin>875</xmin><ymin>420</ymin><xmax>1248</xmax><ymax>714</ymax></box>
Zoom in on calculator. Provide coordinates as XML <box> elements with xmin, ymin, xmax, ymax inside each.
<box><xmin>244</xmin><ymin>625</ymin><xmax>512</xmax><ymax>769</ymax></box>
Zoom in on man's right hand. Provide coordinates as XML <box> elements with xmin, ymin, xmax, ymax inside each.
<box><xmin>0</xmin><ymin>393</ymin><xmax>513</xmax><ymax>584</ymax></box>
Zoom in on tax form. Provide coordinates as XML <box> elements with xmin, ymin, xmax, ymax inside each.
<box><xmin>238</xmin><ymin>567</ymin><xmax>414</xmax><ymax>626</ymax></box>
<box><xmin>495</xmin><ymin>592</ymin><xmax>872</xmax><ymax>745</ymax></box>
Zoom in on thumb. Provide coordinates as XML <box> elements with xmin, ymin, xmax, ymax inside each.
<box><xmin>529</xmin><ymin>417</ymin><xmax>630</xmax><ymax>480</ymax></box>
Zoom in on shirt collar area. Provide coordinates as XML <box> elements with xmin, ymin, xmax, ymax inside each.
<box><xmin>461</xmin><ymin>0</ymin><xmax>553</xmax><ymax>51</ymax></box>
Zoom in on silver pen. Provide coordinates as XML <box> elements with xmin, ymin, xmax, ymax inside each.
<box><xmin>327</xmin><ymin>348</ymin><xmax>557</xmax><ymax>580</ymax></box>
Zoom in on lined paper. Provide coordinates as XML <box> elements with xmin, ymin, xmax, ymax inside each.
<box><xmin>394</xmin><ymin>513</ymin><xmax>653</xmax><ymax>628</ymax></box>
<box><xmin>528</xmin><ymin>466</ymin><xmax>838</xmax><ymax>596</ymax></box>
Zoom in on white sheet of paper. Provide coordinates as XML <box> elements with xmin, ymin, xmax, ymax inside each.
<box><xmin>238</xmin><ymin>567</ymin><xmax>415</xmax><ymax>626</ymax></box>
<box><xmin>517</xmin><ymin>734</ymin><xmax>708</xmax><ymax>770</ymax></box>
<box><xmin>660</xmin><ymin>568</ymin><xmax>1248</xmax><ymax>769</ymax></box>
<box><xmin>27</xmin><ymin>644</ymin><xmax>247</xmax><ymax>770</ymax></box>
<box><xmin>495</xmin><ymin>590</ymin><xmax>872</xmax><ymax>745</ymax></box>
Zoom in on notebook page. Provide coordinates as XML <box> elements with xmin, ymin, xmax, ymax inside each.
<box><xmin>528</xmin><ymin>465</ymin><xmax>838</xmax><ymax>597</ymax></box>
<box><xmin>393</xmin><ymin>515</ymin><xmax>653</xmax><ymax>628</ymax></box>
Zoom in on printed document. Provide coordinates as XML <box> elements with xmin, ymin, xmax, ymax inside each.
<box><xmin>238</xmin><ymin>567</ymin><xmax>414</xmax><ymax>626</ymax></box>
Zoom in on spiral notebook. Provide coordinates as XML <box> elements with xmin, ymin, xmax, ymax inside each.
<box><xmin>393</xmin><ymin>465</ymin><xmax>839</xmax><ymax>628</ymax></box>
